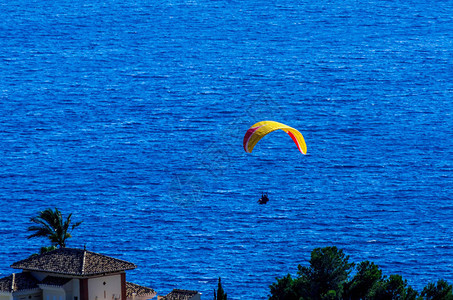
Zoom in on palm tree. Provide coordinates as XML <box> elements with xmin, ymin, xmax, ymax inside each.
<box><xmin>27</xmin><ymin>208</ymin><xmax>82</xmax><ymax>248</ymax></box>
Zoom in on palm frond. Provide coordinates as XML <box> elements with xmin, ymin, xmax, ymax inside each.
<box><xmin>27</xmin><ymin>207</ymin><xmax>81</xmax><ymax>249</ymax></box>
<box><xmin>72</xmin><ymin>221</ymin><xmax>83</xmax><ymax>230</ymax></box>
<box><xmin>27</xmin><ymin>228</ymin><xmax>53</xmax><ymax>239</ymax></box>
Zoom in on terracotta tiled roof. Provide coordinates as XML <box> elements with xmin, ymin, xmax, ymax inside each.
<box><xmin>126</xmin><ymin>282</ymin><xmax>157</xmax><ymax>298</ymax></box>
<box><xmin>0</xmin><ymin>273</ymin><xmax>39</xmax><ymax>292</ymax></box>
<box><xmin>11</xmin><ymin>248</ymin><xmax>136</xmax><ymax>276</ymax></box>
<box><xmin>160</xmin><ymin>289</ymin><xmax>199</xmax><ymax>300</ymax></box>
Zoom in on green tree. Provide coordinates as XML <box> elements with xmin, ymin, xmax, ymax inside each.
<box><xmin>27</xmin><ymin>207</ymin><xmax>82</xmax><ymax>248</ymax></box>
<box><xmin>214</xmin><ymin>277</ymin><xmax>227</xmax><ymax>300</ymax></box>
<box><xmin>268</xmin><ymin>246</ymin><xmax>452</xmax><ymax>300</ymax></box>
<box><xmin>345</xmin><ymin>261</ymin><xmax>383</xmax><ymax>299</ymax></box>
<box><xmin>269</xmin><ymin>246</ymin><xmax>354</xmax><ymax>300</ymax></box>
<box><xmin>268</xmin><ymin>274</ymin><xmax>298</xmax><ymax>300</ymax></box>
<box><xmin>297</xmin><ymin>246</ymin><xmax>354</xmax><ymax>299</ymax></box>
<box><xmin>368</xmin><ymin>274</ymin><xmax>418</xmax><ymax>300</ymax></box>
<box><xmin>421</xmin><ymin>279</ymin><xmax>453</xmax><ymax>300</ymax></box>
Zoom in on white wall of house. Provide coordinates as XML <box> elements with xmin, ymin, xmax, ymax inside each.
<box><xmin>87</xmin><ymin>275</ymin><xmax>122</xmax><ymax>300</ymax></box>
<box><xmin>41</xmin><ymin>286</ymin><xmax>65</xmax><ymax>300</ymax></box>
<box><xmin>12</xmin><ymin>290</ymin><xmax>41</xmax><ymax>300</ymax></box>
<box><xmin>0</xmin><ymin>292</ymin><xmax>13</xmax><ymax>300</ymax></box>
<box><xmin>62</xmin><ymin>281</ymin><xmax>73</xmax><ymax>300</ymax></box>
<box><xmin>29</xmin><ymin>272</ymin><xmax>80</xmax><ymax>300</ymax></box>
<box><xmin>190</xmin><ymin>294</ymin><xmax>201</xmax><ymax>300</ymax></box>
<box><xmin>70</xmin><ymin>279</ymin><xmax>79</xmax><ymax>300</ymax></box>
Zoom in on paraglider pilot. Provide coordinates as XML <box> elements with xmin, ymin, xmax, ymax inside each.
<box><xmin>258</xmin><ymin>193</ymin><xmax>269</xmax><ymax>204</ymax></box>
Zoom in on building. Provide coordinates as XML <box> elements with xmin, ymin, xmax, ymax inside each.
<box><xmin>157</xmin><ymin>289</ymin><xmax>201</xmax><ymax>300</ymax></box>
<box><xmin>0</xmin><ymin>248</ymin><xmax>156</xmax><ymax>300</ymax></box>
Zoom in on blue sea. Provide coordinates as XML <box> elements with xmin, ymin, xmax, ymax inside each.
<box><xmin>0</xmin><ymin>0</ymin><xmax>452</xmax><ymax>298</ymax></box>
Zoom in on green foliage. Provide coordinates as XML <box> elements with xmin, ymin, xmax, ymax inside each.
<box><xmin>323</xmin><ymin>290</ymin><xmax>337</xmax><ymax>300</ymax></box>
<box><xmin>29</xmin><ymin>241</ymin><xmax>59</xmax><ymax>257</ymax></box>
<box><xmin>421</xmin><ymin>279</ymin><xmax>453</xmax><ymax>300</ymax></box>
<box><xmin>27</xmin><ymin>207</ymin><xmax>82</xmax><ymax>248</ymax></box>
<box><xmin>268</xmin><ymin>246</ymin><xmax>452</xmax><ymax>300</ymax></box>
<box><xmin>345</xmin><ymin>261</ymin><xmax>383</xmax><ymax>299</ymax></box>
<box><xmin>290</xmin><ymin>246</ymin><xmax>354</xmax><ymax>300</ymax></box>
<box><xmin>300</xmin><ymin>246</ymin><xmax>354</xmax><ymax>299</ymax></box>
<box><xmin>269</xmin><ymin>274</ymin><xmax>298</xmax><ymax>300</ymax></box>
<box><xmin>40</xmin><ymin>245</ymin><xmax>58</xmax><ymax>254</ymax></box>
<box><xmin>214</xmin><ymin>277</ymin><xmax>227</xmax><ymax>300</ymax></box>
<box><xmin>368</xmin><ymin>274</ymin><xmax>416</xmax><ymax>300</ymax></box>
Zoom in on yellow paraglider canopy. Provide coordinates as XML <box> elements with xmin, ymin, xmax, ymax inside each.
<box><xmin>243</xmin><ymin>121</ymin><xmax>307</xmax><ymax>154</ymax></box>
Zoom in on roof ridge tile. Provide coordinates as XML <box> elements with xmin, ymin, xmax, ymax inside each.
<box><xmin>81</xmin><ymin>250</ymin><xmax>86</xmax><ymax>275</ymax></box>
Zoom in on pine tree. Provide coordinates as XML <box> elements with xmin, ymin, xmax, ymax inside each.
<box><xmin>214</xmin><ymin>277</ymin><xmax>227</xmax><ymax>300</ymax></box>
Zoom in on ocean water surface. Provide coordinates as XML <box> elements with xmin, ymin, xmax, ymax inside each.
<box><xmin>0</xmin><ymin>0</ymin><xmax>452</xmax><ymax>298</ymax></box>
